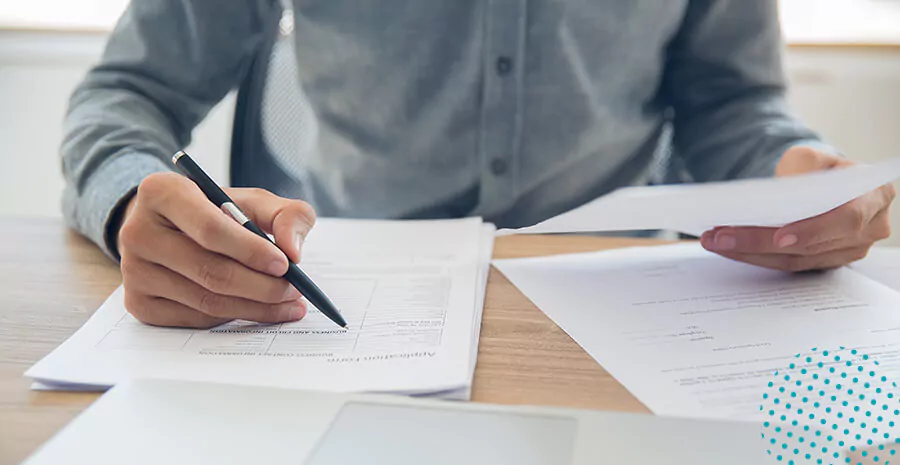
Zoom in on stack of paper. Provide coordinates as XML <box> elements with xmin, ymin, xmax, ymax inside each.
<box><xmin>27</xmin><ymin>218</ymin><xmax>495</xmax><ymax>400</ymax></box>
<box><xmin>494</xmin><ymin>244</ymin><xmax>900</xmax><ymax>420</ymax></box>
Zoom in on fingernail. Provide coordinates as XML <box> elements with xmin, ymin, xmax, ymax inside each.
<box><xmin>294</xmin><ymin>232</ymin><xmax>303</xmax><ymax>255</ymax></box>
<box><xmin>288</xmin><ymin>305</ymin><xmax>306</xmax><ymax>321</ymax></box>
<box><xmin>714</xmin><ymin>233</ymin><xmax>736</xmax><ymax>251</ymax></box>
<box><xmin>268</xmin><ymin>259</ymin><xmax>286</xmax><ymax>276</ymax></box>
<box><xmin>778</xmin><ymin>234</ymin><xmax>799</xmax><ymax>248</ymax></box>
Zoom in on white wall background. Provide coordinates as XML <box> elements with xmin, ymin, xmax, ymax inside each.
<box><xmin>0</xmin><ymin>9</ymin><xmax>899</xmax><ymax>244</ymax></box>
<box><xmin>0</xmin><ymin>29</ymin><xmax>234</xmax><ymax>219</ymax></box>
<box><xmin>783</xmin><ymin>48</ymin><xmax>900</xmax><ymax>246</ymax></box>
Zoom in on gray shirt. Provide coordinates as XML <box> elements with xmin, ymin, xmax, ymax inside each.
<box><xmin>62</xmin><ymin>0</ymin><xmax>829</xmax><ymax>258</ymax></box>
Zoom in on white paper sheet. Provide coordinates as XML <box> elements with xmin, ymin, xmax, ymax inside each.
<box><xmin>500</xmin><ymin>158</ymin><xmax>900</xmax><ymax>236</ymax></box>
<box><xmin>457</xmin><ymin>224</ymin><xmax>495</xmax><ymax>400</ymax></box>
<box><xmin>851</xmin><ymin>247</ymin><xmax>900</xmax><ymax>292</ymax></box>
<box><xmin>27</xmin><ymin>218</ymin><xmax>494</xmax><ymax>397</ymax></box>
<box><xmin>494</xmin><ymin>243</ymin><xmax>900</xmax><ymax>420</ymax></box>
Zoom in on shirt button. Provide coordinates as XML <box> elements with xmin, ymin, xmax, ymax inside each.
<box><xmin>495</xmin><ymin>56</ymin><xmax>513</xmax><ymax>75</ymax></box>
<box><xmin>490</xmin><ymin>158</ymin><xmax>508</xmax><ymax>176</ymax></box>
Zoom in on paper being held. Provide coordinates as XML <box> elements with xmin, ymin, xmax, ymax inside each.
<box><xmin>501</xmin><ymin>158</ymin><xmax>900</xmax><ymax>236</ymax></box>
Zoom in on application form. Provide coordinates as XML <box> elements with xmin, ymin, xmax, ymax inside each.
<box><xmin>27</xmin><ymin>218</ymin><xmax>494</xmax><ymax>398</ymax></box>
<box><xmin>500</xmin><ymin>158</ymin><xmax>900</xmax><ymax>236</ymax></box>
<box><xmin>494</xmin><ymin>244</ymin><xmax>900</xmax><ymax>420</ymax></box>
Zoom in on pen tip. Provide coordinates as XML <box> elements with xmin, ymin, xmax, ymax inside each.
<box><xmin>342</xmin><ymin>325</ymin><xmax>348</xmax><ymax>329</ymax></box>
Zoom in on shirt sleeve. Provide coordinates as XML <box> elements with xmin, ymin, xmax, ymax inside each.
<box><xmin>660</xmin><ymin>0</ymin><xmax>839</xmax><ymax>183</ymax></box>
<box><xmin>61</xmin><ymin>0</ymin><xmax>279</xmax><ymax>259</ymax></box>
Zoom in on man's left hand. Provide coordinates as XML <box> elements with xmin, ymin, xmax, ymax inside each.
<box><xmin>700</xmin><ymin>146</ymin><xmax>896</xmax><ymax>272</ymax></box>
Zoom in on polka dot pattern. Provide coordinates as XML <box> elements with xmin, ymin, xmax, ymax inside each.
<box><xmin>760</xmin><ymin>348</ymin><xmax>900</xmax><ymax>464</ymax></box>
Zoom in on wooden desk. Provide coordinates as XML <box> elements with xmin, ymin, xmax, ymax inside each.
<box><xmin>0</xmin><ymin>218</ymin><xmax>662</xmax><ymax>464</ymax></box>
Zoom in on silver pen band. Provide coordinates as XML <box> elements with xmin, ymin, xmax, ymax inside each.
<box><xmin>221</xmin><ymin>202</ymin><xmax>250</xmax><ymax>225</ymax></box>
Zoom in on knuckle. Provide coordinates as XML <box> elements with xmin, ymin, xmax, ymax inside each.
<box><xmin>730</xmin><ymin>230</ymin><xmax>767</xmax><ymax>253</ymax></box>
<box><xmin>873</xmin><ymin>219</ymin><xmax>892</xmax><ymax>241</ymax></box>
<box><xmin>851</xmin><ymin>247</ymin><xmax>870</xmax><ymax>262</ymax></box>
<box><xmin>884</xmin><ymin>183</ymin><xmax>897</xmax><ymax>203</ymax></box>
<box><xmin>848</xmin><ymin>206</ymin><xmax>867</xmax><ymax>233</ymax></box>
<box><xmin>803</xmin><ymin>238</ymin><xmax>838</xmax><ymax>256</ymax></box>
<box><xmin>292</xmin><ymin>200</ymin><xmax>317</xmax><ymax>226</ymax></box>
<box><xmin>188</xmin><ymin>314</ymin><xmax>222</xmax><ymax>329</ymax></box>
<box><xmin>123</xmin><ymin>292</ymin><xmax>154</xmax><ymax>325</ymax></box>
<box><xmin>119</xmin><ymin>254</ymin><xmax>140</xmax><ymax>279</ymax></box>
<box><xmin>137</xmin><ymin>173</ymin><xmax>165</xmax><ymax>198</ymax></box>
<box><xmin>264</xmin><ymin>281</ymin><xmax>292</xmax><ymax>304</ymax></box>
<box><xmin>768</xmin><ymin>256</ymin><xmax>792</xmax><ymax>272</ymax></box>
<box><xmin>246</xmin><ymin>187</ymin><xmax>269</xmax><ymax>198</ymax></box>
<box><xmin>120</xmin><ymin>256</ymin><xmax>154</xmax><ymax>294</ymax></box>
<box><xmin>802</xmin><ymin>242</ymin><xmax>827</xmax><ymax>256</ymax></box>
<box><xmin>785</xmin><ymin>257</ymin><xmax>808</xmax><ymax>273</ymax></box>
<box><xmin>194</xmin><ymin>218</ymin><xmax>225</xmax><ymax>247</ymax></box>
<box><xmin>117</xmin><ymin>218</ymin><xmax>144</xmax><ymax>250</ymax></box>
<box><xmin>244</xmin><ymin>242</ymin><xmax>274</xmax><ymax>269</ymax></box>
<box><xmin>746</xmin><ymin>234</ymin><xmax>767</xmax><ymax>251</ymax></box>
<box><xmin>230</xmin><ymin>187</ymin><xmax>274</xmax><ymax>205</ymax></box>
<box><xmin>197</xmin><ymin>291</ymin><xmax>226</xmax><ymax>317</ymax></box>
<box><xmin>138</xmin><ymin>172</ymin><xmax>181</xmax><ymax>203</ymax></box>
<box><xmin>196</xmin><ymin>256</ymin><xmax>234</xmax><ymax>292</ymax></box>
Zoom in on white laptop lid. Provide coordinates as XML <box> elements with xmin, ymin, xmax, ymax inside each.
<box><xmin>23</xmin><ymin>379</ymin><xmax>767</xmax><ymax>465</ymax></box>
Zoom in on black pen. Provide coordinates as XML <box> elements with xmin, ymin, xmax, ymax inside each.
<box><xmin>172</xmin><ymin>151</ymin><xmax>347</xmax><ymax>329</ymax></box>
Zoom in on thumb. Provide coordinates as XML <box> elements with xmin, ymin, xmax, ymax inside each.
<box><xmin>270</xmin><ymin>201</ymin><xmax>316</xmax><ymax>264</ymax></box>
<box><xmin>227</xmin><ymin>189</ymin><xmax>317</xmax><ymax>264</ymax></box>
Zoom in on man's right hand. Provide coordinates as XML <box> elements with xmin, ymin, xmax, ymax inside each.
<box><xmin>117</xmin><ymin>172</ymin><xmax>317</xmax><ymax>328</ymax></box>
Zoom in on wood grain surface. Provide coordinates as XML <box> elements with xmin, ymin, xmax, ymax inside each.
<box><xmin>0</xmin><ymin>219</ymin><xmax>672</xmax><ymax>464</ymax></box>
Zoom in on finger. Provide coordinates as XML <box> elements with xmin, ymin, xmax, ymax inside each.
<box><xmin>123</xmin><ymin>258</ymin><xmax>307</xmax><ymax>323</ymax></box>
<box><xmin>773</xmin><ymin>184</ymin><xmax>895</xmax><ymax>253</ymax></box>
<box><xmin>711</xmin><ymin>246</ymin><xmax>871</xmax><ymax>273</ymax></box>
<box><xmin>702</xmin><ymin>224</ymin><xmax>860</xmax><ymax>257</ymax></box>
<box><xmin>700</xmin><ymin>222</ymin><xmax>858</xmax><ymax>257</ymax></box>
<box><xmin>865</xmin><ymin>206</ymin><xmax>894</xmax><ymax>242</ymax></box>
<box><xmin>777</xmin><ymin>203</ymin><xmax>855</xmax><ymax>251</ymax></box>
<box><xmin>137</xmin><ymin>173</ymin><xmax>289</xmax><ymax>276</ymax></box>
<box><xmin>121</xmin><ymin>220</ymin><xmax>302</xmax><ymax>304</ymax></box>
<box><xmin>124</xmin><ymin>291</ymin><xmax>228</xmax><ymax>329</ymax></box>
<box><xmin>774</xmin><ymin>196</ymin><xmax>871</xmax><ymax>251</ymax></box>
<box><xmin>700</xmin><ymin>226</ymin><xmax>779</xmax><ymax>255</ymax></box>
<box><xmin>229</xmin><ymin>189</ymin><xmax>316</xmax><ymax>264</ymax></box>
<box><xmin>702</xmin><ymin>186</ymin><xmax>894</xmax><ymax>257</ymax></box>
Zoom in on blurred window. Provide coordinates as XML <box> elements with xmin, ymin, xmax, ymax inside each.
<box><xmin>0</xmin><ymin>0</ymin><xmax>127</xmax><ymax>31</ymax></box>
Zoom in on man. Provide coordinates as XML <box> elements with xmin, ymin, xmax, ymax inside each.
<box><xmin>62</xmin><ymin>1</ymin><xmax>895</xmax><ymax>329</ymax></box>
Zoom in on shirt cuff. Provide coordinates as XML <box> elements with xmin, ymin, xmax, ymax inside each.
<box><xmin>64</xmin><ymin>152</ymin><xmax>170</xmax><ymax>261</ymax></box>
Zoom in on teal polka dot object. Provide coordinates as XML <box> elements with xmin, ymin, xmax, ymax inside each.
<box><xmin>760</xmin><ymin>348</ymin><xmax>900</xmax><ymax>464</ymax></box>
